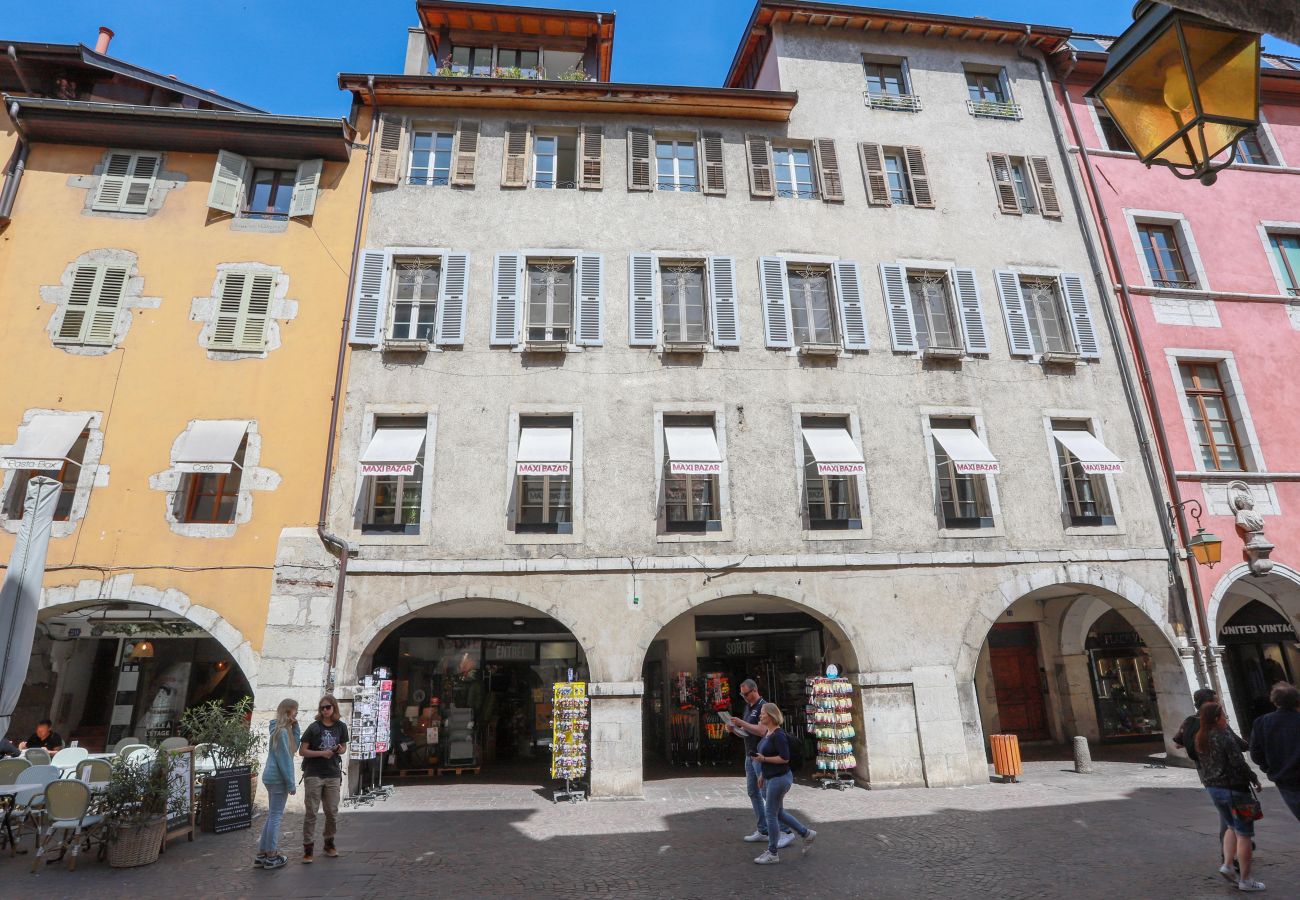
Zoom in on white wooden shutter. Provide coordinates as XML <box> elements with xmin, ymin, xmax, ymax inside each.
<box><xmin>1029</xmin><ymin>155</ymin><xmax>1062</xmax><ymax>218</ymax></box>
<box><xmin>707</xmin><ymin>256</ymin><xmax>740</xmax><ymax>348</ymax></box>
<box><xmin>814</xmin><ymin>138</ymin><xmax>844</xmax><ymax>202</ymax></box>
<box><xmin>241</xmin><ymin>273</ymin><xmax>275</xmax><ymax>350</ymax></box>
<box><xmin>85</xmin><ymin>266</ymin><xmax>127</xmax><ymax>346</ymax></box>
<box><xmin>491</xmin><ymin>253</ymin><xmax>523</xmax><ymax>345</ymax></box>
<box><xmin>758</xmin><ymin>257</ymin><xmax>792</xmax><ymax>348</ymax></box>
<box><xmin>988</xmin><ymin>153</ymin><xmax>1021</xmax><ymax>215</ymax></box>
<box><xmin>579</xmin><ymin>125</ymin><xmax>603</xmax><ymax>190</ymax></box>
<box><xmin>94</xmin><ymin>151</ymin><xmax>160</xmax><ymax>213</ymax></box>
<box><xmin>502</xmin><ymin>124</ymin><xmax>530</xmax><ymax>188</ymax></box>
<box><xmin>1059</xmin><ymin>273</ymin><xmax>1100</xmax><ymax>359</ymax></box>
<box><xmin>56</xmin><ymin>266</ymin><xmax>100</xmax><ymax>343</ymax></box>
<box><xmin>209</xmin><ymin>271</ymin><xmax>273</xmax><ymax>351</ymax></box>
<box><xmin>878</xmin><ymin>263</ymin><xmax>916</xmax><ymax>351</ymax></box>
<box><xmin>575</xmin><ymin>253</ymin><xmax>605</xmax><ymax>346</ymax></box>
<box><xmin>452</xmin><ymin>121</ymin><xmax>479</xmax><ymax>187</ymax></box>
<box><xmin>122</xmin><ymin>153</ymin><xmax>160</xmax><ymax>212</ymax></box>
<box><xmin>371</xmin><ymin>113</ymin><xmax>405</xmax><ymax>185</ymax></box>
<box><xmin>994</xmin><ymin>269</ymin><xmax>1035</xmax><ymax>355</ymax></box>
<box><xmin>92</xmin><ymin>152</ymin><xmax>133</xmax><ymax>211</ymax></box>
<box><xmin>58</xmin><ymin>264</ymin><xmax>128</xmax><ymax>346</ymax></box>
<box><xmin>626</xmin><ymin>128</ymin><xmax>651</xmax><ymax>191</ymax></box>
<box><xmin>207</xmin><ymin>150</ymin><xmax>248</xmax><ymax>215</ymax></box>
<box><xmin>903</xmin><ymin>146</ymin><xmax>934</xmax><ymax>209</ymax></box>
<box><xmin>348</xmin><ymin>250</ymin><xmax>388</xmax><ymax>346</ymax></box>
<box><xmin>701</xmin><ymin>132</ymin><xmax>726</xmax><ymax>196</ymax></box>
<box><xmin>832</xmin><ymin>261</ymin><xmax>869</xmax><ymax>350</ymax></box>
<box><xmin>435</xmin><ymin>252</ymin><xmax>469</xmax><ymax>345</ymax></box>
<box><xmin>858</xmin><ymin>142</ymin><xmax>890</xmax><ymax>206</ymax></box>
<box><xmin>627</xmin><ymin>253</ymin><xmax>659</xmax><ymax>346</ymax></box>
<box><xmin>951</xmin><ymin>267</ymin><xmax>990</xmax><ymax>354</ymax></box>
<box><xmin>746</xmin><ymin>135</ymin><xmax>775</xmax><ymax>199</ymax></box>
<box><xmin>289</xmin><ymin>158</ymin><xmax>323</xmax><ymax>217</ymax></box>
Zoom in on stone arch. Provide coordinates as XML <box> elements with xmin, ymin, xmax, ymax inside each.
<box><xmin>1207</xmin><ymin>562</ymin><xmax>1300</xmax><ymax>635</ymax></box>
<box><xmin>1058</xmin><ymin>595</ymin><xmax>1114</xmax><ymax>656</ymax></box>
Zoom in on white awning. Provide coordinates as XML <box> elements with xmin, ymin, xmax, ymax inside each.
<box><xmin>664</xmin><ymin>426</ymin><xmax>722</xmax><ymax>475</ymax></box>
<box><xmin>360</xmin><ymin>428</ymin><xmax>426</xmax><ymax>477</ymax></box>
<box><xmin>0</xmin><ymin>414</ymin><xmax>92</xmax><ymax>471</ymax></box>
<box><xmin>517</xmin><ymin>426</ymin><xmax>571</xmax><ymax>476</ymax></box>
<box><xmin>802</xmin><ymin>426</ymin><xmax>865</xmax><ymax>476</ymax></box>
<box><xmin>931</xmin><ymin>427</ymin><xmax>1000</xmax><ymax>474</ymax></box>
<box><xmin>1053</xmin><ymin>429</ymin><xmax>1123</xmax><ymax>474</ymax></box>
<box><xmin>174</xmin><ymin>420</ymin><xmax>250</xmax><ymax>474</ymax></box>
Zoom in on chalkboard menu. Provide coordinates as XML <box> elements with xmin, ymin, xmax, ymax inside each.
<box><xmin>201</xmin><ymin>765</ymin><xmax>252</xmax><ymax>834</ymax></box>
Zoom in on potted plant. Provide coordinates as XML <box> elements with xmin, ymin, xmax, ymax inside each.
<box><xmin>180</xmin><ymin>696</ymin><xmax>265</xmax><ymax>803</ymax></box>
<box><xmin>103</xmin><ymin>750</ymin><xmax>185</xmax><ymax>867</ymax></box>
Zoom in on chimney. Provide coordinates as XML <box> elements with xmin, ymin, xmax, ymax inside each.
<box><xmin>95</xmin><ymin>26</ymin><xmax>114</xmax><ymax>55</ymax></box>
<box><xmin>404</xmin><ymin>26</ymin><xmax>431</xmax><ymax>76</ymax></box>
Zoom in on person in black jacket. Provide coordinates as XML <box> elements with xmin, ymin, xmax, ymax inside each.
<box><xmin>1196</xmin><ymin>702</ymin><xmax>1265</xmax><ymax>892</ymax></box>
<box><xmin>1173</xmin><ymin>688</ymin><xmax>1219</xmax><ymax>763</ymax></box>
<box><xmin>1249</xmin><ymin>682</ymin><xmax>1300</xmax><ymax>822</ymax></box>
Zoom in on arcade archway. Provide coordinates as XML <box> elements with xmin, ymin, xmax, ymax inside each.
<box><xmin>1210</xmin><ymin>565</ymin><xmax>1300</xmax><ymax>734</ymax></box>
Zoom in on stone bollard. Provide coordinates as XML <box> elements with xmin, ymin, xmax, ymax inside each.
<box><xmin>1073</xmin><ymin>735</ymin><xmax>1093</xmax><ymax>774</ymax></box>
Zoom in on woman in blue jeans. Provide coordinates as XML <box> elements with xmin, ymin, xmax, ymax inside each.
<box><xmin>256</xmin><ymin>699</ymin><xmax>300</xmax><ymax>870</ymax></box>
<box><xmin>750</xmin><ymin>702</ymin><xmax>817</xmax><ymax>864</ymax></box>
<box><xmin>1195</xmin><ymin>701</ymin><xmax>1265</xmax><ymax>892</ymax></box>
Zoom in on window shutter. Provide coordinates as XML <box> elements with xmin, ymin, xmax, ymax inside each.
<box><xmin>502</xmin><ymin>123</ymin><xmax>530</xmax><ymax>188</ymax></box>
<box><xmin>878</xmin><ymin>263</ymin><xmax>916</xmax><ymax>351</ymax></box>
<box><xmin>122</xmin><ymin>153</ymin><xmax>160</xmax><ymax>212</ymax></box>
<box><xmin>92</xmin><ymin>152</ymin><xmax>133</xmax><ymax>211</ymax></box>
<box><xmin>56</xmin><ymin>266</ymin><xmax>100</xmax><ymax>343</ymax></box>
<box><xmin>1059</xmin><ymin>273</ymin><xmax>1100</xmax><ymax>359</ymax></box>
<box><xmin>289</xmin><ymin>158</ymin><xmax>323</xmax><ymax>218</ymax></box>
<box><xmin>832</xmin><ymin>261</ymin><xmax>869</xmax><ymax>350</ymax></box>
<box><xmin>211</xmin><ymin>272</ymin><xmax>247</xmax><ymax>349</ymax></box>
<box><xmin>490</xmin><ymin>252</ymin><xmax>523</xmax><ymax>345</ymax></box>
<box><xmin>858</xmin><ymin>142</ymin><xmax>890</xmax><ymax>206</ymax></box>
<box><xmin>579</xmin><ymin>125</ymin><xmax>603</xmax><ymax>190</ymax></box>
<box><xmin>627</xmin><ymin>253</ymin><xmax>659</xmax><ymax>346</ymax></box>
<box><xmin>575</xmin><ymin>253</ymin><xmax>605</xmax><ymax>346</ymax></box>
<box><xmin>746</xmin><ymin>134</ymin><xmax>775</xmax><ymax>199</ymax></box>
<box><xmin>209</xmin><ymin>271</ymin><xmax>273</xmax><ymax>351</ymax></box>
<box><xmin>371</xmin><ymin>113</ymin><xmax>405</xmax><ymax>185</ymax></box>
<box><xmin>813</xmin><ymin>138</ymin><xmax>844</xmax><ymax>202</ymax></box>
<box><xmin>348</xmin><ymin>250</ymin><xmax>389</xmax><ymax>346</ymax></box>
<box><xmin>435</xmin><ymin>252</ymin><xmax>470</xmax><ymax>345</ymax></box>
<box><xmin>626</xmin><ymin>127</ymin><xmax>651</xmax><ymax>191</ymax></box>
<box><xmin>207</xmin><ymin>150</ymin><xmax>248</xmax><ymax>215</ymax></box>
<box><xmin>452</xmin><ymin>121</ymin><xmax>479</xmax><ymax>187</ymax></box>
<box><xmin>707</xmin><ymin>256</ymin><xmax>740</xmax><ymax>348</ymax></box>
<box><xmin>239</xmin><ymin>273</ymin><xmax>275</xmax><ymax>350</ymax></box>
<box><xmin>85</xmin><ymin>266</ymin><xmax>127</xmax><ymax>346</ymax></box>
<box><xmin>988</xmin><ymin>153</ymin><xmax>1021</xmax><ymax>215</ymax></box>
<box><xmin>758</xmin><ymin>257</ymin><xmax>792</xmax><ymax>348</ymax></box>
<box><xmin>701</xmin><ymin>132</ymin><xmax>726</xmax><ymax>196</ymax></box>
<box><xmin>994</xmin><ymin>270</ymin><xmax>1035</xmax><ymax>355</ymax></box>
<box><xmin>1028</xmin><ymin>155</ymin><xmax>1062</xmax><ymax>218</ymax></box>
<box><xmin>903</xmin><ymin>146</ymin><xmax>934</xmax><ymax>209</ymax></box>
<box><xmin>951</xmin><ymin>267</ymin><xmax>990</xmax><ymax>354</ymax></box>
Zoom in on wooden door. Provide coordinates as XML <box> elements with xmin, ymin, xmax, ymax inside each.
<box><xmin>989</xmin><ymin>624</ymin><xmax>1050</xmax><ymax>741</ymax></box>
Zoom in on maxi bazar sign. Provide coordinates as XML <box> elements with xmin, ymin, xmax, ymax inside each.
<box><xmin>517</xmin><ymin>461</ymin><xmax>571</xmax><ymax>476</ymax></box>
<box><xmin>670</xmin><ymin>461</ymin><xmax>722</xmax><ymax>475</ymax></box>
<box><xmin>953</xmin><ymin>460</ymin><xmax>1000</xmax><ymax>475</ymax></box>
<box><xmin>815</xmin><ymin>462</ymin><xmax>865</xmax><ymax>476</ymax></box>
<box><xmin>361</xmin><ymin>462</ymin><xmax>416</xmax><ymax>476</ymax></box>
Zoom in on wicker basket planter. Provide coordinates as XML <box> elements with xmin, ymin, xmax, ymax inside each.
<box><xmin>107</xmin><ymin>816</ymin><xmax>167</xmax><ymax>868</ymax></box>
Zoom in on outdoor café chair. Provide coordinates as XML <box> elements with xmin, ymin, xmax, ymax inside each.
<box><xmin>0</xmin><ymin>757</ymin><xmax>31</xmax><ymax>784</ymax></box>
<box><xmin>9</xmin><ymin>764</ymin><xmax>61</xmax><ymax>849</ymax></box>
<box><xmin>158</xmin><ymin>736</ymin><xmax>189</xmax><ymax>751</ymax></box>
<box><xmin>193</xmin><ymin>742</ymin><xmax>218</xmax><ymax>776</ymax></box>
<box><xmin>125</xmin><ymin>747</ymin><xmax>155</xmax><ymax>769</ymax></box>
<box><xmin>50</xmin><ymin>746</ymin><xmax>89</xmax><ymax>774</ymax></box>
<box><xmin>115</xmin><ymin>743</ymin><xmax>148</xmax><ymax>760</ymax></box>
<box><xmin>22</xmin><ymin>748</ymin><xmax>51</xmax><ymax>766</ymax></box>
<box><xmin>29</xmin><ymin>780</ymin><xmax>103</xmax><ymax>872</ymax></box>
<box><xmin>110</xmin><ymin>736</ymin><xmax>142</xmax><ymax>753</ymax></box>
<box><xmin>73</xmin><ymin>759</ymin><xmax>111</xmax><ymax>784</ymax></box>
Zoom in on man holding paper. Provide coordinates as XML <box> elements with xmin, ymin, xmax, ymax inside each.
<box><xmin>725</xmin><ymin>679</ymin><xmax>792</xmax><ymax>848</ymax></box>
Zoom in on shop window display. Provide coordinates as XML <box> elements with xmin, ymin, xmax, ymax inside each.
<box><xmin>1220</xmin><ymin>600</ymin><xmax>1300</xmax><ymax>735</ymax></box>
<box><xmin>1085</xmin><ymin>611</ymin><xmax>1163</xmax><ymax>742</ymax></box>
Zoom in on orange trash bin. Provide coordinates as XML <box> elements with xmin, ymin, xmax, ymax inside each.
<box><xmin>990</xmin><ymin>733</ymin><xmax>1022</xmax><ymax>783</ymax></box>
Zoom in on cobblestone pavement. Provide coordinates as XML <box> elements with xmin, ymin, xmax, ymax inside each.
<box><xmin>4</xmin><ymin>760</ymin><xmax>1298</xmax><ymax>898</ymax></box>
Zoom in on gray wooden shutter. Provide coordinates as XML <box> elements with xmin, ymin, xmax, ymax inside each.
<box><xmin>240</xmin><ymin>273</ymin><xmax>275</xmax><ymax>350</ymax></box>
<box><xmin>371</xmin><ymin>113</ymin><xmax>405</xmax><ymax>185</ymax></box>
<box><xmin>903</xmin><ymin>146</ymin><xmax>934</xmax><ymax>208</ymax></box>
<box><xmin>210</xmin><ymin>272</ymin><xmax>244</xmax><ymax>349</ymax></box>
<box><xmin>579</xmin><ymin>125</ymin><xmax>603</xmax><ymax>190</ymax></box>
<box><xmin>627</xmin><ymin>253</ymin><xmax>659</xmax><ymax>346</ymax></box>
<box><xmin>708</xmin><ymin>256</ymin><xmax>740</xmax><ymax>348</ymax></box>
<box><xmin>701</xmin><ymin>132</ymin><xmax>726</xmax><ymax>196</ymax></box>
<box><xmin>626</xmin><ymin>128</ymin><xmax>652</xmax><ymax>191</ymax></box>
<box><xmin>878</xmin><ymin>263</ymin><xmax>917</xmax><ymax>351</ymax></box>
<box><xmin>575</xmin><ymin>253</ymin><xmax>605</xmax><ymax>346</ymax></box>
<box><xmin>490</xmin><ymin>253</ymin><xmax>523</xmax><ymax>345</ymax></box>
<box><xmin>746</xmin><ymin>135</ymin><xmax>775</xmax><ymax>199</ymax></box>
<box><xmin>1029</xmin><ymin>155</ymin><xmax>1062</xmax><ymax>218</ymax></box>
<box><xmin>92</xmin><ymin>152</ymin><xmax>133</xmax><ymax>211</ymax></box>
<box><xmin>832</xmin><ymin>260</ymin><xmax>869</xmax><ymax>350</ymax></box>
<box><xmin>56</xmin><ymin>266</ymin><xmax>101</xmax><ymax>343</ymax></box>
<box><xmin>951</xmin><ymin>268</ymin><xmax>990</xmax><ymax>354</ymax></box>
<box><xmin>95</xmin><ymin>151</ymin><xmax>159</xmax><ymax>213</ymax></box>
<box><xmin>994</xmin><ymin>269</ymin><xmax>1035</xmax><ymax>355</ymax></box>
<box><xmin>84</xmin><ymin>266</ymin><xmax>127</xmax><ymax>346</ymax></box>
<box><xmin>348</xmin><ymin>250</ymin><xmax>388</xmax><ymax>346</ymax></box>
<box><xmin>988</xmin><ymin>153</ymin><xmax>1021</xmax><ymax>215</ymax></box>
<box><xmin>813</xmin><ymin>138</ymin><xmax>844</xmax><ymax>202</ymax></box>
<box><xmin>210</xmin><ymin>271</ymin><xmax>273</xmax><ymax>351</ymax></box>
<box><xmin>858</xmin><ymin>142</ymin><xmax>890</xmax><ymax>206</ymax></box>
<box><xmin>1059</xmin><ymin>273</ymin><xmax>1100</xmax><ymax>359</ymax></box>
<box><xmin>452</xmin><ymin>121</ymin><xmax>479</xmax><ymax>187</ymax></box>
<box><xmin>758</xmin><ymin>257</ymin><xmax>792</xmax><ymax>348</ymax></box>
<box><xmin>289</xmin><ymin>158</ymin><xmax>323</xmax><ymax>218</ymax></box>
<box><xmin>207</xmin><ymin>150</ymin><xmax>248</xmax><ymax>214</ymax></box>
<box><xmin>435</xmin><ymin>252</ymin><xmax>470</xmax><ymax>345</ymax></box>
<box><xmin>122</xmin><ymin>153</ymin><xmax>160</xmax><ymax>212</ymax></box>
<box><xmin>502</xmin><ymin>124</ymin><xmax>530</xmax><ymax>188</ymax></box>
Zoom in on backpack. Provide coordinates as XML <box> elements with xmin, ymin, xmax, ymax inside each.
<box><xmin>787</xmin><ymin>733</ymin><xmax>805</xmax><ymax>774</ymax></box>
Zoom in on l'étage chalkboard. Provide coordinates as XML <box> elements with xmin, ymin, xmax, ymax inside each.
<box><xmin>201</xmin><ymin>766</ymin><xmax>252</xmax><ymax>834</ymax></box>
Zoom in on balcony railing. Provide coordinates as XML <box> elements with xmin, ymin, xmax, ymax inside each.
<box><xmin>432</xmin><ymin>66</ymin><xmax>595</xmax><ymax>83</ymax></box>
<box><xmin>863</xmin><ymin>91</ymin><xmax>922</xmax><ymax>112</ymax></box>
<box><xmin>1152</xmin><ymin>278</ymin><xmax>1199</xmax><ymax>290</ymax></box>
<box><xmin>967</xmin><ymin>98</ymin><xmax>1022</xmax><ymax>120</ymax></box>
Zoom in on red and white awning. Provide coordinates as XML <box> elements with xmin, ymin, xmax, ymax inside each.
<box><xmin>931</xmin><ymin>427</ymin><xmax>1000</xmax><ymax>474</ymax></box>
<box><xmin>360</xmin><ymin>427</ymin><xmax>426</xmax><ymax>476</ymax></box>
<box><xmin>665</xmin><ymin>425</ymin><xmax>722</xmax><ymax>475</ymax></box>
<box><xmin>174</xmin><ymin>420</ymin><xmax>250</xmax><ymax>474</ymax></box>
<box><xmin>0</xmin><ymin>414</ymin><xmax>91</xmax><ymax>471</ymax></box>
<box><xmin>802</xmin><ymin>425</ymin><xmax>865</xmax><ymax>476</ymax></box>
<box><xmin>1053</xmin><ymin>429</ymin><xmax>1123</xmax><ymax>474</ymax></box>
<box><xmin>517</xmin><ymin>427</ymin><xmax>571</xmax><ymax>476</ymax></box>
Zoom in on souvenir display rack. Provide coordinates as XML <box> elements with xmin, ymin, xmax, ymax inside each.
<box><xmin>551</xmin><ymin>681</ymin><xmax>589</xmax><ymax>803</ymax></box>
<box><xmin>345</xmin><ymin>672</ymin><xmax>395</xmax><ymax>807</ymax></box>
<box><xmin>669</xmin><ymin>672</ymin><xmax>700</xmax><ymax>766</ymax></box>
<box><xmin>700</xmin><ymin>672</ymin><xmax>732</xmax><ymax>765</ymax></box>
<box><xmin>806</xmin><ymin>675</ymin><xmax>856</xmax><ymax>790</ymax></box>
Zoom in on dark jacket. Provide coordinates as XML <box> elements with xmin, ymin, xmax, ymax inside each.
<box><xmin>1195</xmin><ymin>728</ymin><xmax>1257</xmax><ymax>791</ymax></box>
<box><xmin>1175</xmin><ymin>714</ymin><xmax>1247</xmax><ymax>768</ymax></box>
<box><xmin>1249</xmin><ymin>708</ymin><xmax>1300</xmax><ymax>790</ymax></box>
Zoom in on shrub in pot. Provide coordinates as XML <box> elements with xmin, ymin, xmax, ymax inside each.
<box><xmin>103</xmin><ymin>750</ymin><xmax>185</xmax><ymax>867</ymax></box>
<box><xmin>181</xmin><ymin>696</ymin><xmax>264</xmax><ymax>803</ymax></box>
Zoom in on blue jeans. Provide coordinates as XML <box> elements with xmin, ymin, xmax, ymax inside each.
<box><xmin>762</xmin><ymin>771</ymin><xmax>808</xmax><ymax>853</ymax></box>
<box><xmin>1206</xmin><ymin>786</ymin><xmax>1256</xmax><ymax>838</ymax></box>
<box><xmin>1279</xmin><ymin>786</ymin><xmax>1300</xmax><ymax>822</ymax></box>
<box><xmin>745</xmin><ymin>756</ymin><xmax>768</xmax><ymax>834</ymax></box>
<box><xmin>258</xmin><ymin>785</ymin><xmax>290</xmax><ymax>854</ymax></box>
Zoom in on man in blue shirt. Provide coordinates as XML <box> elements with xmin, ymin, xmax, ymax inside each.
<box><xmin>1249</xmin><ymin>682</ymin><xmax>1300</xmax><ymax>822</ymax></box>
<box><xmin>729</xmin><ymin>678</ymin><xmax>792</xmax><ymax>848</ymax></box>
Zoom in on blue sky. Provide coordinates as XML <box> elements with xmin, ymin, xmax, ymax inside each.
<box><xmin>7</xmin><ymin>1</ymin><xmax>1298</xmax><ymax>116</ymax></box>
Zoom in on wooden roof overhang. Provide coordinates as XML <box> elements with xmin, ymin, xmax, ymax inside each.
<box><xmin>416</xmin><ymin>1</ymin><xmax>616</xmax><ymax>82</ymax></box>
<box><xmin>340</xmin><ymin>74</ymin><xmax>798</xmax><ymax>122</ymax></box>
<box><xmin>725</xmin><ymin>1</ymin><xmax>1071</xmax><ymax>88</ymax></box>
<box><xmin>6</xmin><ymin>97</ymin><xmax>352</xmax><ymax>160</ymax></box>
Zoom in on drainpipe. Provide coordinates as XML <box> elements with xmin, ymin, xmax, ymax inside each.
<box><xmin>1017</xmin><ymin>31</ymin><xmax>1214</xmax><ymax>690</ymax></box>
<box><xmin>318</xmin><ymin>76</ymin><xmax>376</xmax><ymax>692</ymax></box>
<box><xmin>0</xmin><ymin>97</ymin><xmax>30</xmax><ymax>227</ymax></box>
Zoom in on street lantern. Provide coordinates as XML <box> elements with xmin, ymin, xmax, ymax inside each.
<box><xmin>1186</xmin><ymin>527</ymin><xmax>1222</xmax><ymax>568</ymax></box>
<box><xmin>1088</xmin><ymin>2</ymin><xmax>1261</xmax><ymax>185</ymax></box>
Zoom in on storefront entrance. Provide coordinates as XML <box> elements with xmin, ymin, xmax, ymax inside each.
<box><xmin>1221</xmin><ymin>600</ymin><xmax>1300</xmax><ymax>735</ymax></box>
<box><xmin>987</xmin><ymin>623</ymin><xmax>1049</xmax><ymax>742</ymax></box>
<box><xmin>1085</xmin><ymin>610</ymin><xmax>1163</xmax><ymax>742</ymax></box>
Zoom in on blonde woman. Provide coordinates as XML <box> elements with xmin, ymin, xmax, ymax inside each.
<box><xmin>750</xmin><ymin>702</ymin><xmax>816</xmax><ymax>864</ymax></box>
<box><xmin>256</xmin><ymin>699</ymin><xmax>300</xmax><ymax>870</ymax></box>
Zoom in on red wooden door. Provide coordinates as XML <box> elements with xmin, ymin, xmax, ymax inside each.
<box><xmin>989</xmin><ymin>625</ymin><xmax>1049</xmax><ymax>741</ymax></box>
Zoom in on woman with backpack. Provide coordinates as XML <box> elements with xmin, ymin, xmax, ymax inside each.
<box><xmin>1195</xmin><ymin>701</ymin><xmax>1265</xmax><ymax>892</ymax></box>
<box><xmin>750</xmin><ymin>702</ymin><xmax>817</xmax><ymax>865</ymax></box>
<box><xmin>256</xmin><ymin>698</ymin><xmax>301</xmax><ymax>870</ymax></box>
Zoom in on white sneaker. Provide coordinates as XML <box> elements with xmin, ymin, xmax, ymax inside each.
<box><xmin>753</xmin><ymin>850</ymin><xmax>780</xmax><ymax>865</ymax></box>
<box><xmin>1237</xmin><ymin>879</ymin><xmax>1265</xmax><ymax>892</ymax></box>
<box><xmin>802</xmin><ymin>829</ymin><xmax>817</xmax><ymax>854</ymax></box>
<box><xmin>743</xmin><ymin>830</ymin><xmax>767</xmax><ymax>843</ymax></box>
<box><xmin>1219</xmin><ymin>865</ymin><xmax>1237</xmax><ymax>884</ymax></box>
<box><xmin>776</xmin><ymin>832</ymin><xmax>795</xmax><ymax>849</ymax></box>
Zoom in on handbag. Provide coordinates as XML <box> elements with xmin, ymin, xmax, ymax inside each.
<box><xmin>1232</xmin><ymin>786</ymin><xmax>1263</xmax><ymax>822</ymax></box>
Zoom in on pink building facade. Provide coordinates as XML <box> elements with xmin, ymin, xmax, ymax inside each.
<box><xmin>1057</xmin><ymin>39</ymin><xmax>1300</xmax><ymax>735</ymax></box>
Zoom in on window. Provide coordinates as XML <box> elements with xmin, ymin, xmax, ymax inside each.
<box><xmin>1138</xmin><ymin>224</ymin><xmax>1196</xmax><ymax>288</ymax></box>
<box><xmin>363</xmin><ymin>417</ymin><xmax>426</xmax><ymax>534</ymax></box>
<box><xmin>864</xmin><ymin>61</ymin><xmax>905</xmax><ymax>96</ymax></box>
<box><xmin>526</xmin><ymin>259</ymin><xmax>574</xmax><ymax>343</ymax></box>
<box><xmin>533</xmin><ymin>133</ymin><xmax>577</xmax><ymax>189</ymax></box>
<box><xmin>662</xmin><ymin>415</ymin><xmax>721</xmax><ymax>533</ymax></box>
<box><xmin>660</xmin><ymin>262</ymin><xmax>708</xmax><ymax>344</ymax></box>
<box><xmin>930</xmin><ymin>418</ymin><xmax>994</xmax><ymax>529</ymax></box>
<box><xmin>883</xmin><ymin>151</ymin><xmax>912</xmax><ymax>205</ymax></box>
<box><xmin>1009</xmin><ymin>159</ymin><xmax>1036</xmax><ymax>212</ymax></box>
<box><xmin>496</xmin><ymin>48</ymin><xmax>539</xmax><ymax>77</ymax></box>
<box><xmin>4</xmin><ymin>431</ymin><xmax>88</xmax><ymax>522</ymax></box>
<box><xmin>787</xmin><ymin>265</ymin><xmax>836</xmax><ymax>346</ymax></box>
<box><xmin>91</xmin><ymin>150</ymin><xmax>161</xmax><ymax>214</ymax></box>
<box><xmin>1179</xmin><ymin>363</ymin><xmax>1245</xmax><ymax>471</ymax></box>
<box><xmin>389</xmin><ymin>258</ymin><xmax>440</xmax><ymax>341</ymax></box>
<box><xmin>207</xmin><ymin>269</ymin><xmax>275</xmax><ymax>352</ymax></box>
<box><xmin>906</xmin><ymin>271</ymin><xmax>959</xmax><ymax>350</ymax></box>
<box><xmin>207</xmin><ymin>152</ymin><xmax>322</xmax><ymax>221</ymax></box>
<box><xmin>1053</xmin><ymin>421</ymin><xmax>1116</xmax><ymax>527</ymax></box>
<box><xmin>656</xmin><ymin>139</ymin><xmax>698</xmax><ymax>192</ymax></box>
<box><xmin>1094</xmin><ymin>106</ymin><xmax>1133</xmax><ymax>153</ymax></box>
<box><xmin>1267</xmin><ymin>231</ymin><xmax>1300</xmax><ymax>296</ymax></box>
<box><xmin>965</xmin><ymin>67</ymin><xmax>1020</xmax><ymax>118</ymax></box>
<box><xmin>1020</xmin><ymin>278</ymin><xmax>1075</xmax><ymax>355</ymax></box>
<box><xmin>450</xmin><ymin>46</ymin><xmax>493</xmax><ymax>75</ymax></box>
<box><xmin>1237</xmin><ymin>131</ymin><xmax>1270</xmax><ymax>165</ymax></box>
<box><xmin>178</xmin><ymin>439</ymin><xmax>245</xmax><ymax>524</ymax></box>
<box><xmin>801</xmin><ymin>417</ymin><xmax>861</xmax><ymax>530</ymax></box>
<box><xmin>54</xmin><ymin>264</ymin><xmax>128</xmax><ymax>347</ymax></box>
<box><xmin>516</xmin><ymin>417</ymin><xmax>572</xmax><ymax>533</ymax></box>
<box><xmin>409</xmin><ymin>130</ymin><xmax>453</xmax><ymax>185</ymax></box>
<box><xmin>245</xmin><ymin>167</ymin><xmax>295</xmax><ymax>220</ymax></box>
<box><xmin>988</xmin><ymin>154</ymin><xmax>1059</xmax><ymax>217</ymax></box>
<box><xmin>773</xmin><ymin>145</ymin><xmax>816</xmax><ymax>199</ymax></box>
